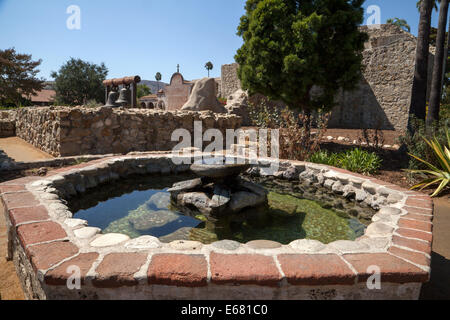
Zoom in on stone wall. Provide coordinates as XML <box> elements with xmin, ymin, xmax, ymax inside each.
<box><xmin>220</xmin><ymin>63</ymin><xmax>241</xmax><ymax>99</ymax></box>
<box><xmin>328</xmin><ymin>24</ymin><xmax>434</xmax><ymax>131</ymax></box>
<box><xmin>219</xmin><ymin>24</ymin><xmax>434</xmax><ymax>132</ymax></box>
<box><xmin>15</xmin><ymin>107</ymin><xmax>242</xmax><ymax>157</ymax></box>
<box><xmin>0</xmin><ymin>110</ymin><xmax>17</xmax><ymax>138</ymax></box>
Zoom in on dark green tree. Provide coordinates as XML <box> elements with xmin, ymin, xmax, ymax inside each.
<box><xmin>235</xmin><ymin>0</ymin><xmax>368</xmax><ymax>133</ymax></box>
<box><xmin>386</xmin><ymin>18</ymin><xmax>411</xmax><ymax>32</ymax></box>
<box><xmin>137</xmin><ymin>84</ymin><xmax>151</xmax><ymax>98</ymax></box>
<box><xmin>205</xmin><ymin>61</ymin><xmax>213</xmax><ymax>77</ymax></box>
<box><xmin>51</xmin><ymin>58</ymin><xmax>108</xmax><ymax>106</ymax></box>
<box><xmin>0</xmin><ymin>48</ymin><xmax>44</xmax><ymax>106</ymax></box>
<box><xmin>155</xmin><ymin>72</ymin><xmax>162</xmax><ymax>91</ymax></box>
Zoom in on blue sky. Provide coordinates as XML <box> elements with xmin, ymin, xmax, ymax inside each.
<box><xmin>0</xmin><ymin>0</ymin><xmax>444</xmax><ymax>82</ymax></box>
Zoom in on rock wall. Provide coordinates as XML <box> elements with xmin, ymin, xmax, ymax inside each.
<box><xmin>0</xmin><ymin>110</ymin><xmax>17</xmax><ymax>138</ymax></box>
<box><xmin>220</xmin><ymin>63</ymin><xmax>241</xmax><ymax>99</ymax></box>
<box><xmin>219</xmin><ymin>24</ymin><xmax>434</xmax><ymax>132</ymax></box>
<box><xmin>15</xmin><ymin>107</ymin><xmax>242</xmax><ymax>157</ymax></box>
<box><xmin>328</xmin><ymin>24</ymin><xmax>434</xmax><ymax>131</ymax></box>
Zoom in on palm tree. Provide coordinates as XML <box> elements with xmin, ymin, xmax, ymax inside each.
<box><xmin>417</xmin><ymin>0</ymin><xmax>440</xmax><ymax>11</ymax></box>
<box><xmin>155</xmin><ymin>72</ymin><xmax>162</xmax><ymax>91</ymax></box>
<box><xmin>428</xmin><ymin>0</ymin><xmax>449</xmax><ymax>130</ymax></box>
<box><xmin>410</xmin><ymin>0</ymin><xmax>434</xmax><ymax>128</ymax></box>
<box><xmin>386</xmin><ymin>18</ymin><xmax>411</xmax><ymax>32</ymax></box>
<box><xmin>205</xmin><ymin>62</ymin><xmax>213</xmax><ymax>77</ymax></box>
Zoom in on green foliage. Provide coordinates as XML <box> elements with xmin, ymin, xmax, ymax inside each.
<box><xmin>218</xmin><ymin>97</ymin><xmax>227</xmax><ymax>105</ymax></box>
<box><xmin>84</xmin><ymin>99</ymin><xmax>102</xmax><ymax>108</ymax></box>
<box><xmin>386</xmin><ymin>18</ymin><xmax>411</xmax><ymax>32</ymax></box>
<box><xmin>235</xmin><ymin>0</ymin><xmax>368</xmax><ymax>112</ymax></box>
<box><xmin>0</xmin><ymin>48</ymin><xmax>45</xmax><ymax>106</ymax></box>
<box><xmin>155</xmin><ymin>72</ymin><xmax>162</xmax><ymax>82</ymax></box>
<box><xmin>51</xmin><ymin>58</ymin><xmax>108</xmax><ymax>106</ymax></box>
<box><xmin>406</xmin><ymin>127</ymin><xmax>450</xmax><ymax>197</ymax></box>
<box><xmin>137</xmin><ymin>84</ymin><xmax>151</xmax><ymax>98</ymax></box>
<box><xmin>248</xmin><ymin>97</ymin><xmax>284</xmax><ymax>128</ymax></box>
<box><xmin>308</xmin><ymin>149</ymin><xmax>382</xmax><ymax>175</ymax></box>
<box><xmin>308</xmin><ymin>150</ymin><xmax>339</xmax><ymax>166</ymax></box>
<box><xmin>441</xmin><ymin>103</ymin><xmax>450</xmax><ymax>119</ymax></box>
<box><xmin>338</xmin><ymin>148</ymin><xmax>383</xmax><ymax>175</ymax></box>
<box><xmin>399</xmin><ymin>117</ymin><xmax>450</xmax><ymax>171</ymax></box>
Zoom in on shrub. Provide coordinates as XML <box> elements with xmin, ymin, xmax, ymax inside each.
<box><xmin>406</xmin><ymin>127</ymin><xmax>450</xmax><ymax>197</ymax></box>
<box><xmin>218</xmin><ymin>97</ymin><xmax>227</xmax><ymax>105</ymax></box>
<box><xmin>307</xmin><ymin>150</ymin><xmax>339</xmax><ymax>166</ymax></box>
<box><xmin>308</xmin><ymin>148</ymin><xmax>382</xmax><ymax>175</ymax></box>
<box><xmin>398</xmin><ymin>117</ymin><xmax>450</xmax><ymax>171</ymax></box>
<box><xmin>338</xmin><ymin>148</ymin><xmax>382</xmax><ymax>175</ymax></box>
<box><xmin>84</xmin><ymin>100</ymin><xmax>103</xmax><ymax>108</ymax></box>
<box><xmin>248</xmin><ymin>96</ymin><xmax>284</xmax><ymax>129</ymax></box>
<box><xmin>248</xmin><ymin>96</ymin><xmax>330</xmax><ymax>161</ymax></box>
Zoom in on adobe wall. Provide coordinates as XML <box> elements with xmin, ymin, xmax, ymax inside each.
<box><xmin>15</xmin><ymin>107</ymin><xmax>242</xmax><ymax>157</ymax></box>
<box><xmin>164</xmin><ymin>73</ymin><xmax>194</xmax><ymax>111</ymax></box>
<box><xmin>220</xmin><ymin>63</ymin><xmax>241</xmax><ymax>99</ymax></box>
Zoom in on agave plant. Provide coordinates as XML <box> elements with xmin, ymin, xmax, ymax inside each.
<box><xmin>407</xmin><ymin>127</ymin><xmax>450</xmax><ymax>197</ymax></box>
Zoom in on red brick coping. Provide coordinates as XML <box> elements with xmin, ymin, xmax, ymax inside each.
<box><xmin>0</xmin><ymin>155</ymin><xmax>433</xmax><ymax>295</ymax></box>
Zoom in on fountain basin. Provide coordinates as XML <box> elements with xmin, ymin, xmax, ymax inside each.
<box><xmin>0</xmin><ymin>153</ymin><xmax>433</xmax><ymax>300</ymax></box>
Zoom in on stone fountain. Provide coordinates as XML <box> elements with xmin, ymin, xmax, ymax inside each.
<box><xmin>168</xmin><ymin>162</ymin><xmax>268</xmax><ymax>219</ymax></box>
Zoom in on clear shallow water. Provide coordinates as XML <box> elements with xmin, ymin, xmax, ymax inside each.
<box><xmin>71</xmin><ymin>174</ymin><xmax>373</xmax><ymax>245</ymax></box>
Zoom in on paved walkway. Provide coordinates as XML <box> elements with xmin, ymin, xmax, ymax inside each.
<box><xmin>0</xmin><ymin>137</ymin><xmax>53</xmax><ymax>162</ymax></box>
<box><xmin>420</xmin><ymin>197</ymin><xmax>450</xmax><ymax>300</ymax></box>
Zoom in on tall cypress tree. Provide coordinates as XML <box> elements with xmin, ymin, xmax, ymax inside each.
<box><xmin>235</xmin><ymin>0</ymin><xmax>367</xmax><ymax>132</ymax></box>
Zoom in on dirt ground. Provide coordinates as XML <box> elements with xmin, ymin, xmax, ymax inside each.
<box><xmin>321</xmin><ymin>128</ymin><xmax>402</xmax><ymax>146</ymax></box>
<box><xmin>0</xmin><ymin>201</ymin><xmax>24</xmax><ymax>300</ymax></box>
<box><xmin>0</xmin><ymin>137</ymin><xmax>53</xmax><ymax>162</ymax></box>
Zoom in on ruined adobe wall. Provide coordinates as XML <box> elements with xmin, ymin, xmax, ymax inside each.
<box><xmin>220</xmin><ymin>63</ymin><xmax>241</xmax><ymax>99</ymax></box>
<box><xmin>328</xmin><ymin>24</ymin><xmax>434</xmax><ymax>131</ymax></box>
<box><xmin>164</xmin><ymin>74</ymin><xmax>194</xmax><ymax>111</ymax></box>
<box><xmin>15</xmin><ymin>107</ymin><xmax>242</xmax><ymax>157</ymax></box>
<box><xmin>0</xmin><ymin>110</ymin><xmax>17</xmax><ymax>138</ymax></box>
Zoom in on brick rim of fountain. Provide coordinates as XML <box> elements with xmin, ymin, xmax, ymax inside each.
<box><xmin>0</xmin><ymin>153</ymin><xmax>433</xmax><ymax>299</ymax></box>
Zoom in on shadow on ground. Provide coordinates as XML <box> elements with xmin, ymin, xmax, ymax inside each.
<box><xmin>420</xmin><ymin>252</ymin><xmax>450</xmax><ymax>300</ymax></box>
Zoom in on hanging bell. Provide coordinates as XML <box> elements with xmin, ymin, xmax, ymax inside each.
<box><xmin>104</xmin><ymin>89</ymin><xmax>120</xmax><ymax>108</ymax></box>
<box><xmin>116</xmin><ymin>86</ymin><xmax>131</xmax><ymax>106</ymax></box>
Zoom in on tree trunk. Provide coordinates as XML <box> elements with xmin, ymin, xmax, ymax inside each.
<box><xmin>428</xmin><ymin>0</ymin><xmax>449</xmax><ymax>130</ymax></box>
<box><xmin>440</xmin><ymin>22</ymin><xmax>450</xmax><ymax>91</ymax></box>
<box><xmin>410</xmin><ymin>0</ymin><xmax>434</xmax><ymax>129</ymax></box>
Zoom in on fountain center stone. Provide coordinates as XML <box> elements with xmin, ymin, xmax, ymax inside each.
<box><xmin>169</xmin><ymin>163</ymin><xmax>268</xmax><ymax>218</ymax></box>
